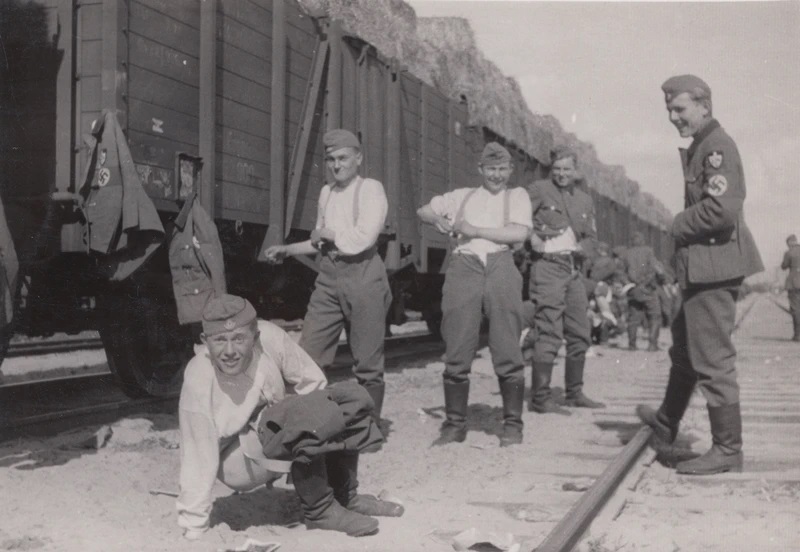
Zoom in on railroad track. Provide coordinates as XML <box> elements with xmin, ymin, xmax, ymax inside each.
<box><xmin>0</xmin><ymin>329</ymin><xmax>443</xmax><ymax>440</ymax></box>
<box><xmin>528</xmin><ymin>293</ymin><xmax>800</xmax><ymax>551</ymax></box>
<box><xmin>4</xmin><ymin>294</ymin><xmax>796</xmax><ymax>551</ymax></box>
<box><xmin>5</xmin><ymin>335</ymin><xmax>105</xmax><ymax>358</ymax></box>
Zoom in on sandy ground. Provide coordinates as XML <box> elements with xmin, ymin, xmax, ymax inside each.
<box><xmin>1</xmin><ymin>294</ymin><xmax>798</xmax><ymax>552</ymax></box>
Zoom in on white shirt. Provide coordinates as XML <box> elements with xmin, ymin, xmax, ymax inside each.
<box><xmin>430</xmin><ymin>186</ymin><xmax>532</xmax><ymax>264</ymax></box>
<box><xmin>176</xmin><ymin>320</ymin><xmax>326</xmax><ymax>533</ymax></box>
<box><xmin>316</xmin><ymin>176</ymin><xmax>388</xmax><ymax>255</ymax></box>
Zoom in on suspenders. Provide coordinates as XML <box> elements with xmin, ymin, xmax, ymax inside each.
<box><xmin>446</xmin><ymin>187</ymin><xmax>512</xmax><ymax>266</ymax></box>
<box><xmin>320</xmin><ymin>176</ymin><xmax>364</xmax><ymax>228</ymax></box>
<box><xmin>453</xmin><ymin>187</ymin><xmax>510</xmax><ymax>230</ymax></box>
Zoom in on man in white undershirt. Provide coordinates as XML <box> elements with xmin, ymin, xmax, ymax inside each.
<box><xmin>417</xmin><ymin>142</ymin><xmax>532</xmax><ymax>447</ymax></box>
<box><xmin>264</xmin><ymin>130</ymin><xmax>392</xmax><ymax>426</ymax></box>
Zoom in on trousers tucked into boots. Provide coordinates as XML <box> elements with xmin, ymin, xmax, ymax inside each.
<box><xmin>435</xmin><ymin>381</ymin><xmax>470</xmax><ymax>444</ymax></box>
<box><xmin>291</xmin><ymin>457</ymin><xmax>378</xmax><ymax>537</ymax></box>
<box><xmin>676</xmin><ymin>403</ymin><xmax>743</xmax><ymax>475</ymax></box>
<box><xmin>564</xmin><ymin>357</ymin><xmax>605</xmax><ymax>408</ymax></box>
<box><xmin>498</xmin><ymin>378</ymin><xmax>524</xmax><ymax>447</ymax></box>
<box><xmin>326</xmin><ymin>451</ymin><xmax>404</xmax><ymax>517</ymax></box>
<box><xmin>529</xmin><ymin>362</ymin><xmax>570</xmax><ymax>415</ymax></box>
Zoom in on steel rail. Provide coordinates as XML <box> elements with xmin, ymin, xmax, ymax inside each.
<box><xmin>6</xmin><ymin>337</ymin><xmax>105</xmax><ymax>358</ymax></box>
<box><xmin>533</xmin><ymin>426</ymin><xmax>653</xmax><ymax>552</ymax></box>
<box><xmin>0</xmin><ymin>331</ymin><xmax>442</xmax><ymax>435</ymax></box>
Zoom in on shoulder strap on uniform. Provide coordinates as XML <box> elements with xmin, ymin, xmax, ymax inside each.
<box><xmin>503</xmin><ymin>188</ymin><xmax>510</xmax><ymax>226</ymax></box>
<box><xmin>319</xmin><ymin>185</ymin><xmax>332</xmax><ymax>229</ymax></box>
<box><xmin>454</xmin><ymin>188</ymin><xmax>479</xmax><ymax>228</ymax></box>
<box><xmin>352</xmin><ymin>176</ymin><xmax>364</xmax><ymax>226</ymax></box>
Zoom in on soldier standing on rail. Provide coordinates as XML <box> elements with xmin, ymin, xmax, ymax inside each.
<box><xmin>264</xmin><ymin>129</ymin><xmax>392</xmax><ymax>425</ymax></box>
<box><xmin>781</xmin><ymin>234</ymin><xmax>800</xmax><ymax>341</ymax></box>
<box><xmin>524</xmin><ymin>146</ymin><xmax>606</xmax><ymax>415</ymax></box>
<box><xmin>637</xmin><ymin>75</ymin><xmax>763</xmax><ymax>475</ymax></box>
<box><xmin>623</xmin><ymin>231</ymin><xmax>663</xmax><ymax>351</ymax></box>
<box><xmin>417</xmin><ymin>142</ymin><xmax>531</xmax><ymax>447</ymax></box>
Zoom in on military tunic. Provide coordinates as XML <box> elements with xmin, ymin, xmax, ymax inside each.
<box><xmin>669</xmin><ymin>119</ymin><xmax>763</xmax><ymax>407</ymax></box>
<box><xmin>781</xmin><ymin>243</ymin><xmax>800</xmax><ymax>339</ymax></box>
<box><xmin>527</xmin><ymin>178</ymin><xmax>595</xmax><ymax>367</ymax></box>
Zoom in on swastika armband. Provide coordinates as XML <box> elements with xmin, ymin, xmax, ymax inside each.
<box><xmin>706</xmin><ymin>174</ymin><xmax>728</xmax><ymax>197</ymax></box>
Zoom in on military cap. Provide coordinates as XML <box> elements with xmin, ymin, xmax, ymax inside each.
<box><xmin>788</xmin><ymin>234</ymin><xmax>798</xmax><ymax>244</ymax></box>
<box><xmin>323</xmin><ymin>129</ymin><xmax>360</xmax><ymax>152</ymax></box>
<box><xmin>202</xmin><ymin>293</ymin><xmax>257</xmax><ymax>335</ymax></box>
<box><xmin>661</xmin><ymin>74</ymin><xmax>711</xmax><ymax>102</ymax></box>
<box><xmin>480</xmin><ymin>142</ymin><xmax>511</xmax><ymax>165</ymax></box>
<box><xmin>550</xmin><ymin>145</ymin><xmax>578</xmax><ymax>165</ymax></box>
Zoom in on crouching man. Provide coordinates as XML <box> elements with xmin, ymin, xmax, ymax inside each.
<box><xmin>177</xmin><ymin>294</ymin><xmax>403</xmax><ymax>540</ymax></box>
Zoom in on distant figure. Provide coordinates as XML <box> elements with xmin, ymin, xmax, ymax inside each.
<box><xmin>417</xmin><ymin>142</ymin><xmax>532</xmax><ymax>447</ymax></box>
<box><xmin>264</xmin><ymin>130</ymin><xmax>392</xmax><ymax>426</ymax></box>
<box><xmin>525</xmin><ymin>146</ymin><xmax>605</xmax><ymax>415</ymax></box>
<box><xmin>623</xmin><ymin>232</ymin><xmax>662</xmax><ymax>351</ymax></box>
<box><xmin>781</xmin><ymin>234</ymin><xmax>800</xmax><ymax>341</ymax></box>
<box><xmin>587</xmin><ymin>241</ymin><xmax>622</xmax><ymax>344</ymax></box>
<box><xmin>637</xmin><ymin>75</ymin><xmax>763</xmax><ymax>476</ymax></box>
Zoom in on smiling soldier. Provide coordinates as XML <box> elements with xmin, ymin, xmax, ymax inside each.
<box><xmin>417</xmin><ymin>142</ymin><xmax>532</xmax><ymax>447</ymax></box>
<box><xmin>524</xmin><ymin>146</ymin><xmax>606</xmax><ymax>416</ymax></box>
<box><xmin>177</xmin><ymin>294</ymin><xmax>402</xmax><ymax>541</ymax></box>
<box><xmin>637</xmin><ymin>75</ymin><xmax>763</xmax><ymax>475</ymax></box>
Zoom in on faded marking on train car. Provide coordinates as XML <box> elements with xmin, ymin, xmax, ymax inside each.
<box><xmin>151</xmin><ymin>118</ymin><xmax>164</xmax><ymax>134</ymax></box>
<box><xmin>136</xmin><ymin>164</ymin><xmax>173</xmax><ymax>199</ymax></box>
<box><xmin>235</xmin><ymin>161</ymin><xmax>265</xmax><ymax>187</ymax></box>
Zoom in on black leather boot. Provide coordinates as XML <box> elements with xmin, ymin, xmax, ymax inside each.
<box><xmin>291</xmin><ymin>458</ymin><xmax>379</xmax><ymax>536</ymax></box>
<box><xmin>363</xmin><ymin>383</ymin><xmax>385</xmax><ymax>422</ymax></box>
<box><xmin>326</xmin><ymin>452</ymin><xmax>404</xmax><ymax>517</ymax></box>
<box><xmin>433</xmin><ymin>381</ymin><xmax>470</xmax><ymax>445</ymax></box>
<box><xmin>498</xmin><ymin>378</ymin><xmax>524</xmax><ymax>447</ymax></box>
<box><xmin>564</xmin><ymin>357</ymin><xmax>605</xmax><ymax>408</ymax></box>
<box><xmin>636</xmin><ymin>368</ymin><xmax>695</xmax><ymax>443</ymax></box>
<box><xmin>529</xmin><ymin>362</ymin><xmax>570</xmax><ymax>415</ymax></box>
<box><xmin>676</xmin><ymin>403</ymin><xmax>743</xmax><ymax>475</ymax></box>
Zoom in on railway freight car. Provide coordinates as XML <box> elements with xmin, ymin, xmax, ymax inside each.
<box><xmin>0</xmin><ymin>0</ymin><xmax>669</xmax><ymax>397</ymax></box>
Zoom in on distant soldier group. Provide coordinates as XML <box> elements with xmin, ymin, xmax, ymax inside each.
<box><xmin>173</xmin><ymin>74</ymin><xmax>763</xmax><ymax>541</ymax></box>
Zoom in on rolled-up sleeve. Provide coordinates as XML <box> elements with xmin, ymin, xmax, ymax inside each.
<box><xmin>278</xmin><ymin>331</ymin><xmax>327</xmax><ymax>395</ymax></box>
<box><xmin>508</xmin><ymin>188</ymin><xmax>533</xmax><ymax>228</ymax></box>
<box><xmin>176</xmin><ymin>406</ymin><xmax>219</xmax><ymax>533</ymax></box>
<box><xmin>334</xmin><ymin>179</ymin><xmax>388</xmax><ymax>255</ymax></box>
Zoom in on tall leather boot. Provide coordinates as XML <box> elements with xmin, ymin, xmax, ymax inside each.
<box><xmin>636</xmin><ymin>369</ymin><xmax>695</xmax><ymax>443</ymax></box>
<box><xmin>564</xmin><ymin>357</ymin><xmax>605</xmax><ymax>408</ymax></box>
<box><xmin>326</xmin><ymin>451</ymin><xmax>404</xmax><ymax>517</ymax></box>
<box><xmin>291</xmin><ymin>458</ymin><xmax>379</xmax><ymax>537</ymax></box>
<box><xmin>498</xmin><ymin>378</ymin><xmax>524</xmax><ymax>447</ymax></box>
<box><xmin>647</xmin><ymin>321</ymin><xmax>660</xmax><ymax>352</ymax></box>
<box><xmin>363</xmin><ymin>383</ymin><xmax>385</xmax><ymax>421</ymax></box>
<box><xmin>433</xmin><ymin>381</ymin><xmax>470</xmax><ymax>445</ymax></box>
<box><xmin>529</xmin><ymin>362</ymin><xmax>570</xmax><ymax>415</ymax></box>
<box><xmin>676</xmin><ymin>403</ymin><xmax>743</xmax><ymax>475</ymax></box>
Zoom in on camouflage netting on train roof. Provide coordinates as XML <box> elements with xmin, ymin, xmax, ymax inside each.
<box><xmin>295</xmin><ymin>0</ymin><xmax>672</xmax><ymax>228</ymax></box>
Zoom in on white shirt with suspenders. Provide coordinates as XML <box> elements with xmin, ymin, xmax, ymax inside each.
<box><xmin>430</xmin><ymin>185</ymin><xmax>532</xmax><ymax>264</ymax></box>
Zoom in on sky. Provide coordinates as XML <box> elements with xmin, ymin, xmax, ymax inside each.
<box><xmin>408</xmin><ymin>0</ymin><xmax>800</xmax><ymax>281</ymax></box>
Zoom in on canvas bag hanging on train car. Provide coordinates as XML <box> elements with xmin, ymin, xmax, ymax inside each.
<box><xmin>168</xmin><ymin>190</ymin><xmax>227</xmax><ymax>325</ymax></box>
<box><xmin>78</xmin><ymin>109</ymin><xmax>165</xmax><ymax>281</ymax></box>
